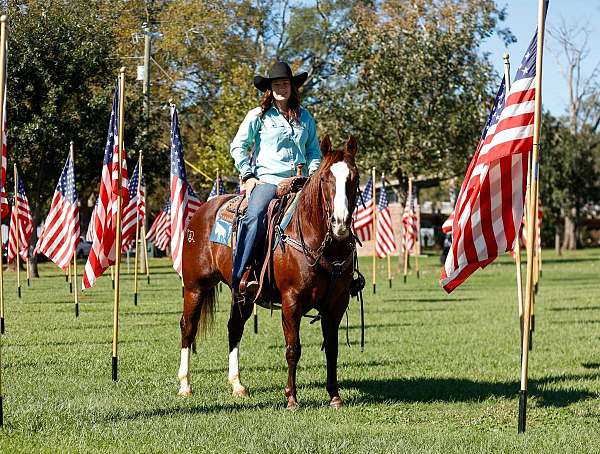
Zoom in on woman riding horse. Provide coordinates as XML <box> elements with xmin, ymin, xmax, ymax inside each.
<box><xmin>177</xmin><ymin>62</ymin><xmax>360</xmax><ymax>410</ymax></box>
<box><xmin>230</xmin><ymin>61</ymin><xmax>321</xmax><ymax>297</ymax></box>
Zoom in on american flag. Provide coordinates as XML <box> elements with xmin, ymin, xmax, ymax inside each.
<box><xmin>170</xmin><ymin>106</ymin><xmax>201</xmax><ymax>275</ymax></box>
<box><xmin>375</xmin><ymin>177</ymin><xmax>395</xmax><ymax>258</ymax></box>
<box><xmin>0</xmin><ymin>79</ymin><xmax>8</xmax><ymax>219</ymax></box>
<box><xmin>352</xmin><ymin>176</ymin><xmax>374</xmax><ymax>242</ymax></box>
<box><xmin>85</xmin><ymin>199</ymin><xmax>98</xmax><ymax>242</ymax></box>
<box><xmin>82</xmin><ymin>81</ymin><xmax>129</xmax><ymax>289</ymax></box>
<box><xmin>7</xmin><ymin>169</ymin><xmax>33</xmax><ymax>262</ymax></box>
<box><xmin>440</xmin><ymin>32</ymin><xmax>538</xmax><ymax>293</ymax></box>
<box><xmin>441</xmin><ymin>212</ymin><xmax>454</xmax><ymax>234</ymax></box>
<box><xmin>146</xmin><ymin>200</ymin><xmax>170</xmax><ymax>251</ymax></box>
<box><xmin>121</xmin><ymin>161</ymin><xmax>145</xmax><ymax>251</ymax></box>
<box><xmin>402</xmin><ymin>191</ymin><xmax>418</xmax><ymax>255</ymax></box>
<box><xmin>34</xmin><ymin>154</ymin><xmax>80</xmax><ymax>271</ymax></box>
<box><xmin>207</xmin><ymin>175</ymin><xmax>226</xmax><ymax>200</ymax></box>
<box><xmin>187</xmin><ymin>184</ymin><xmax>202</xmax><ymax>217</ymax></box>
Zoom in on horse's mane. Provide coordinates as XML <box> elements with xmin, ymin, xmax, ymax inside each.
<box><xmin>296</xmin><ymin>147</ymin><xmax>354</xmax><ymax>227</ymax></box>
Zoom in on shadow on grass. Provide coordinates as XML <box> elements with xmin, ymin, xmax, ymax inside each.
<box><xmin>105</xmin><ymin>401</ymin><xmax>275</xmax><ymax>421</ymax></box>
<box><xmin>538</xmin><ymin>257</ymin><xmax>599</xmax><ymax>265</ymax></box>
<box><xmin>367</xmin><ymin>307</ymin><xmax>449</xmax><ymax>315</ymax></box>
<box><xmin>582</xmin><ymin>362</ymin><xmax>600</xmax><ymax>369</ymax></box>
<box><xmin>341</xmin><ymin>375</ymin><xmax>597</xmax><ymax>408</ymax></box>
<box><xmin>382</xmin><ymin>297</ymin><xmax>477</xmax><ymax>303</ymax></box>
<box><xmin>107</xmin><ymin>372</ymin><xmax>598</xmax><ymax>421</ymax></box>
<box><xmin>549</xmin><ymin>306</ymin><xmax>600</xmax><ymax>312</ymax></box>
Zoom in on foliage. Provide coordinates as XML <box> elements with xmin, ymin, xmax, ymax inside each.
<box><xmin>6</xmin><ymin>0</ymin><xmax>120</xmax><ymax>218</ymax></box>
<box><xmin>540</xmin><ymin>112</ymin><xmax>600</xmax><ymax>245</ymax></box>
<box><xmin>315</xmin><ymin>0</ymin><xmax>512</xmax><ymax>188</ymax></box>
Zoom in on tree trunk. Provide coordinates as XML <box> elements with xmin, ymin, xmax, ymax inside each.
<box><xmin>562</xmin><ymin>214</ymin><xmax>576</xmax><ymax>251</ymax></box>
<box><xmin>554</xmin><ymin>225</ymin><xmax>562</xmax><ymax>256</ymax></box>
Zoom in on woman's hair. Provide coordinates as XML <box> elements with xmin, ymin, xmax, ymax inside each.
<box><xmin>259</xmin><ymin>82</ymin><xmax>301</xmax><ymax>123</ymax></box>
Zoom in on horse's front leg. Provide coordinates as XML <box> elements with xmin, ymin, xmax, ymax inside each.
<box><xmin>321</xmin><ymin>299</ymin><xmax>348</xmax><ymax>409</ymax></box>
<box><xmin>281</xmin><ymin>293</ymin><xmax>302</xmax><ymax>410</ymax></box>
<box><xmin>227</xmin><ymin>298</ymin><xmax>254</xmax><ymax>397</ymax></box>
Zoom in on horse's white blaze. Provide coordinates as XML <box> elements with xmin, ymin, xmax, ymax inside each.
<box><xmin>178</xmin><ymin>347</ymin><xmax>191</xmax><ymax>394</ymax></box>
<box><xmin>330</xmin><ymin>161</ymin><xmax>350</xmax><ymax>237</ymax></box>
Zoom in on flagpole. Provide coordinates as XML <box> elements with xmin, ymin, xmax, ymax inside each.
<box><xmin>70</xmin><ymin>141</ymin><xmax>79</xmax><ymax>318</ymax></box>
<box><xmin>0</xmin><ymin>15</ymin><xmax>6</xmax><ymax>336</ymax></box>
<box><xmin>142</xmin><ymin>223</ymin><xmax>150</xmax><ymax>284</ymax></box>
<box><xmin>14</xmin><ymin>164</ymin><xmax>20</xmax><ymax>299</ymax></box>
<box><xmin>112</xmin><ymin>67</ymin><xmax>126</xmax><ymax>382</ymax></box>
<box><xmin>518</xmin><ymin>0</ymin><xmax>546</xmax><ymax>434</ymax></box>
<box><xmin>68</xmin><ymin>260</ymin><xmax>72</xmax><ymax>292</ymax></box>
<box><xmin>403</xmin><ymin>178</ymin><xmax>412</xmax><ymax>284</ymax></box>
<box><xmin>503</xmin><ymin>52</ymin><xmax>526</xmax><ymax>346</ymax></box>
<box><xmin>415</xmin><ymin>201</ymin><xmax>421</xmax><ymax>279</ymax></box>
<box><xmin>371</xmin><ymin>167</ymin><xmax>376</xmax><ymax>294</ymax></box>
<box><xmin>133</xmin><ymin>150</ymin><xmax>142</xmax><ymax>306</ymax></box>
<box><xmin>26</xmin><ymin>258</ymin><xmax>30</xmax><ymax>287</ymax></box>
<box><xmin>533</xmin><ymin>184</ymin><xmax>541</xmax><ymax>296</ymax></box>
<box><xmin>0</xmin><ymin>15</ymin><xmax>5</xmax><ymax>427</ymax></box>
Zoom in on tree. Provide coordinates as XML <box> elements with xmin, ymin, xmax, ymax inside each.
<box><xmin>314</xmin><ymin>0</ymin><xmax>513</xmax><ymax>192</ymax></box>
<box><xmin>6</xmin><ymin>0</ymin><xmax>130</xmax><ymax>274</ymax></box>
<box><xmin>548</xmin><ymin>20</ymin><xmax>600</xmax><ymax>249</ymax></box>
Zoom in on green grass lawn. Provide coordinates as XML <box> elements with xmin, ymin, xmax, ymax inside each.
<box><xmin>0</xmin><ymin>250</ymin><xmax>599</xmax><ymax>453</ymax></box>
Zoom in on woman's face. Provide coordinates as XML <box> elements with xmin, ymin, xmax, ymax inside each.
<box><xmin>271</xmin><ymin>78</ymin><xmax>291</xmax><ymax>102</ymax></box>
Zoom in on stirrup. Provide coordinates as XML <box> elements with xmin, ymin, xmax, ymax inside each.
<box><xmin>239</xmin><ymin>268</ymin><xmax>258</xmax><ymax>297</ymax></box>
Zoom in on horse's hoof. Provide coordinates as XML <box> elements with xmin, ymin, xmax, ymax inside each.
<box><xmin>177</xmin><ymin>388</ymin><xmax>192</xmax><ymax>397</ymax></box>
<box><xmin>286</xmin><ymin>400</ymin><xmax>299</xmax><ymax>411</ymax></box>
<box><xmin>330</xmin><ymin>396</ymin><xmax>344</xmax><ymax>409</ymax></box>
<box><xmin>232</xmin><ymin>386</ymin><xmax>250</xmax><ymax>398</ymax></box>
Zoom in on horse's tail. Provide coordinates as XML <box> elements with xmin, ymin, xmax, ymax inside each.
<box><xmin>198</xmin><ymin>286</ymin><xmax>217</xmax><ymax>338</ymax></box>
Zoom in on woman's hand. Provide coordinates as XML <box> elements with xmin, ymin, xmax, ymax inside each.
<box><xmin>244</xmin><ymin>177</ymin><xmax>261</xmax><ymax>197</ymax></box>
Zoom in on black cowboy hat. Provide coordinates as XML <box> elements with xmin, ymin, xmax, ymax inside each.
<box><xmin>253</xmin><ymin>61</ymin><xmax>308</xmax><ymax>92</ymax></box>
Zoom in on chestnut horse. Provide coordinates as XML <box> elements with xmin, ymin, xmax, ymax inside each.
<box><xmin>177</xmin><ymin>135</ymin><xmax>359</xmax><ymax>409</ymax></box>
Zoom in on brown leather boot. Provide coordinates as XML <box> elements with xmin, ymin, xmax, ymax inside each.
<box><xmin>239</xmin><ymin>268</ymin><xmax>258</xmax><ymax>298</ymax></box>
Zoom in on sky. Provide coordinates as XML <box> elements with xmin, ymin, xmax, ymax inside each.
<box><xmin>481</xmin><ymin>0</ymin><xmax>600</xmax><ymax>117</ymax></box>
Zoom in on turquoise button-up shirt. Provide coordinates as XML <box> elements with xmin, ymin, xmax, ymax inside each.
<box><xmin>230</xmin><ymin>105</ymin><xmax>321</xmax><ymax>185</ymax></box>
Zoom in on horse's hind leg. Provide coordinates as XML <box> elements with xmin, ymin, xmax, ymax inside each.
<box><xmin>227</xmin><ymin>298</ymin><xmax>254</xmax><ymax>397</ymax></box>
<box><xmin>178</xmin><ymin>285</ymin><xmax>215</xmax><ymax>396</ymax></box>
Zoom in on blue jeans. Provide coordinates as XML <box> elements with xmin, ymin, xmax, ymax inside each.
<box><xmin>232</xmin><ymin>183</ymin><xmax>278</xmax><ymax>290</ymax></box>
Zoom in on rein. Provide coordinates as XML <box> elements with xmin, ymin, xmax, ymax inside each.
<box><xmin>284</xmin><ymin>174</ymin><xmax>355</xmax><ymax>275</ymax></box>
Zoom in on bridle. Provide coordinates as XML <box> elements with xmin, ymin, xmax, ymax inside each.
<box><xmin>285</xmin><ymin>165</ymin><xmax>358</xmax><ymax>276</ymax></box>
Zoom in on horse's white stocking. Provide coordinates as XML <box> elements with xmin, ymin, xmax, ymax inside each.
<box><xmin>177</xmin><ymin>347</ymin><xmax>192</xmax><ymax>396</ymax></box>
<box><xmin>228</xmin><ymin>343</ymin><xmax>249</xmax><ymax>397</ymax></box>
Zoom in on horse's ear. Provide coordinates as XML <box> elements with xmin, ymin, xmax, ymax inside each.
<box><xmin>320</xmin><ymin>135</ymin><xmax>333</xmax><ymax>156</ymax></box>
<box><xmin>346</xmin><ymin>135</ymin><xmax>358</xmax><ymax>157</ymax></box>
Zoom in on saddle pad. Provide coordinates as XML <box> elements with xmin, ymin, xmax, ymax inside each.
<box><xmin>273</xmin><ymin>191</ymin><xmax>302</xmax><ymax>248</ymax></box>
<box><xmin>279</xmin><ymin>191</ymin><xmax>301</xmax><ymax>232</ymax></box>
<box><xmin>210</xmin><ymin>215</ymin><xmax>234</xmax><ymax>247</ymax></box>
